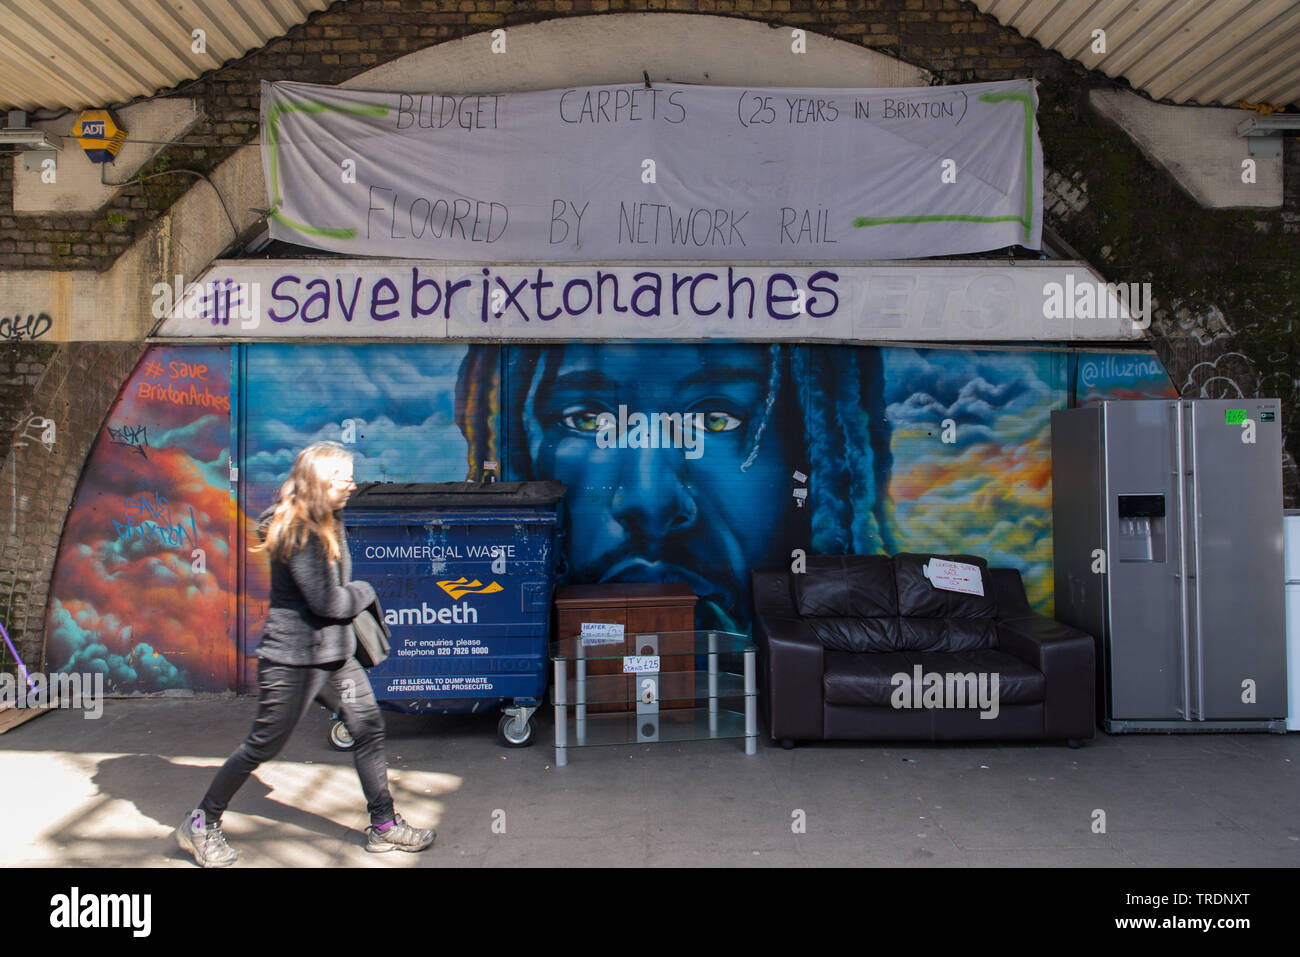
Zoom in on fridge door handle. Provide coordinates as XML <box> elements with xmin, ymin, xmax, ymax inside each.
<box><xmin>1184</xmin><ymin>401</ymin><xmax>1204</xmax><ymax>720</ymax></box>
<box><xmin>1173</xmin><ymin>401</ymin><xmax>1192</xmax><ymax>719</ymax></box>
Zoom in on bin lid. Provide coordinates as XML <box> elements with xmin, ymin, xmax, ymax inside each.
<box><xmin>346</xmin><ymin>480</ymin><xmax>567</xmax><ymax>509</ymax></box>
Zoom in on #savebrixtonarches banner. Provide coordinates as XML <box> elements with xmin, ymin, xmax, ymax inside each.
<box><xmin>261</xmin><ymin>78</ymin><xmax>1043</xmax><ymax>262</ymax></box>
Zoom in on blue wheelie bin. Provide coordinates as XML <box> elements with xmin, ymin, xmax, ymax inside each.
<box><xmin>334</xmin><ymin>480</ymin><xmax>566</xmax><ymax>748</ymax></box>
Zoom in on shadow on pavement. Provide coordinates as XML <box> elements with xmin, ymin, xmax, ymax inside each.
<box><xmin>81</xmin><ymin>754</ymin><xmax>372</xmax><ymax>866</ymax></box>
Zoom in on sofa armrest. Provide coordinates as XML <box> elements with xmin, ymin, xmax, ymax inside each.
<box><xmin>997</xmin><ymin>614</ymin><xmax>1095</xmax><ymax>739</ymax></box>
<box><xmin>751</xmin><ymin>570</ymin><xmax>824</xmax><ymax>741</ymax></box>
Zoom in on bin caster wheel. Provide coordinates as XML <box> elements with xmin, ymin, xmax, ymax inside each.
<box><xmin>498</xmin><ymin>713</ymin><xmax>537</xmax><ymax>747</ymax></box>
<box><xmin>328</xmin><ymin>720</ymin><xmax>355</xmax><ymax>752</ymax></box>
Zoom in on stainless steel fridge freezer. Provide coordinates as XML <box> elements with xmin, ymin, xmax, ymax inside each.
<box><xmin>1051</xmin><ymin>399</ymin><xmax>1288</xmax><ymax>732</ymax></box>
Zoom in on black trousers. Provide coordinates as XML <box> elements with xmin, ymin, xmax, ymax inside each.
<box><xmin>199</xmin><ymin>656</ymin><xmax>395</xmax><ymax>827</ymax></box>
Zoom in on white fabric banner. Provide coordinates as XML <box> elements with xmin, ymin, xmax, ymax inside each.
<box><xmin>261</xmin><ymin>78</ymin><xmax>1042</xmax><ymax>261</ymax></box>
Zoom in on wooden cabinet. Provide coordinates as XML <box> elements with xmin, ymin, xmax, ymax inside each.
<box><xmin>554</xmin><ymin>583</ymin><xmax>697</xmax><ymax>712</ymax></box>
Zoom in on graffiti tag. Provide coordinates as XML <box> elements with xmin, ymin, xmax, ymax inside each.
<box><xmin>107</xmin><ymin>423</ymin><xmax>149</xmax><ymax>459</ymax></box>
<box><xmin>0</xmin><ymin>313</ymin><xmax>52</xmax><ymax>341</ymax></box>
<box><xmin>113</xmin><ymin>491</ymin><xmax>199</xmax><ymax>548</ymax></box>
<box><xmin>12</xmin><ymin>412</ymin><xmax>55</xmax><ymax>452</ymax></box>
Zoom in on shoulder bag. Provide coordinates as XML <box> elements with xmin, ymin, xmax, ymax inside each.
<box><xmin>335</xmin><ymin>550</ymin><xmax>391</xmax><ymax>668</ymax></box>
<box><xmin>353</xmin><ymin>597</ymin><xmax>391</xmax><ymax>668</ymax></box>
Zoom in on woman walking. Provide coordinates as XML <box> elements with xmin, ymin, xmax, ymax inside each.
<box><xmin>177</xmin><ymin>441</ymin><xmax>434</xmax><ymax>866</ymax></box>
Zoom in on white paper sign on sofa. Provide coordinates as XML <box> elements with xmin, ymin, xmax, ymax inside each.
<box><xmin>923</xmin><ymin>558</ymin><xmax>985</xmax><ymax>597</ymax></box>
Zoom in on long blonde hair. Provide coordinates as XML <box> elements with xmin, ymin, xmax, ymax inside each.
<box><xmin>251</xmin><ymin>441</ymin><xmax>353</xmax><ymax>563</ymax></box>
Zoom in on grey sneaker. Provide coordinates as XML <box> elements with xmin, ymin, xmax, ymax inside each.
<box><xmin>365</xmin><ymin>813</ymin><xmax>435</xmax><ymax>853</ymax></box>
<box><xmin>175</xmin><ymin>810</ymin><xmax>238</xmax><ymax>868</ymax></box>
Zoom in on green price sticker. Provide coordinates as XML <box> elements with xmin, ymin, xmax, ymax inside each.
<box><xmin>1225</xmin><ymin>409</ymin><xmax>1247</xmax><ymax>425</ymax></box>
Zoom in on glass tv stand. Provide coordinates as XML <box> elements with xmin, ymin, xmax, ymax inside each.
<box><xmin>549</xmin><ymin>630</ymin><xmax>758</xmax><ymax>766</ymax></box>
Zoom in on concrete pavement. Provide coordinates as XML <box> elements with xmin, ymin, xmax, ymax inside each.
<box><xmin>1</xmin><ymin>696</ymin><xmax>1297</xmax><ymax>867</ymax></box>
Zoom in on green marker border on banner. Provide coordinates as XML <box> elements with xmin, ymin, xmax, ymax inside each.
<box><xmin>265</xmin><ymin>97</ymin><xmax>390</xmax><ymax>240</ymax></box>
<box><xmin>852</xmin><ymin>89</ymin><xmax>1036</xmax><ymax>241</ymax></box>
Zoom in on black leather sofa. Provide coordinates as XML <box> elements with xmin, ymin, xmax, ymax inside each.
<box><xmin>751</xmin><ymin>554</ymin><xmax>1095</xmax><ymax>747</ymax></box>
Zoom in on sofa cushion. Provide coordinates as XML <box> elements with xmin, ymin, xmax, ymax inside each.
<box><xmin>792</xmin><ymin>555</ymin><xmax>897</xmax><ymax>619</ymax></box>
<box><xmin>806</xmin><ymin>616</ymin><xmax>902</xmax><ymax>653</ymax></box>
<box><xmin>899</xmin><ymin>617</ymin><xmax>997</xmax><ymax>652</ymax></box>
<box><xmin>822</xmin><ymin>650</ymin><xmax>1047</xmax><ymax>708</ymax></box>
<box><xmin>808</xmin><ymin>616</ymin><xmax>996</xmax><ymax>655</ymax></box>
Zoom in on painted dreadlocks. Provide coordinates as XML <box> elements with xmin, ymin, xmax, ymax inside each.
<box><xmin>794</xmin><ymin>346</ymin><xmax>896</xmax><ymax>556</ymax></box>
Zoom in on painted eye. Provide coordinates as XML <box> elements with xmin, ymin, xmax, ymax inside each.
<box><xmin>560</xmin><ymin>408</ymin><xmax>610</xmax><ymax>434</ymax></box>
<box><xmin>702</xmin><ymin>411</ymin><xmax>742</xmax><ymax>433</ymax></box>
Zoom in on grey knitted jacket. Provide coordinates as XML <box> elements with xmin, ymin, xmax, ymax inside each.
<box><xmin>254</xmin><ymin>506</ymin><xmax>377</xmax><ymax>666</ymax></box>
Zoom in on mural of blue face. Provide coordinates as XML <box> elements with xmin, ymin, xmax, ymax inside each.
<box><xmin>507</xmin><ymin>343</ymin><xmax>808</xmax><ymax>632</ymax></box>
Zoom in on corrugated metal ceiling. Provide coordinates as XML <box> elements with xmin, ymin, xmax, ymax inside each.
<box><xmin>0</xmin><ymin>0</ymin><xmax>330</xmax><ymax>113</ymax></box>
<box><xmin>973</xmin><ymin>0</ymin><xmax>1300</xmax><ymax>107</ymax></box>
<box><xmin>2</xmin><ymin>2</ymin><xmax>1296</xmax><ymax>113</ymax></box>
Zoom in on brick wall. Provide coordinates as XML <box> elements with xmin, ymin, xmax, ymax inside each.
<box><xmin>0</xmin><ymin>343</ymin><xmax>57</xmax><ymax>461</ymax></box>
<box><xmin>0</xmin><ymin>343</ymin><xmax>144</xmax><ymax>671</ymax></box>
